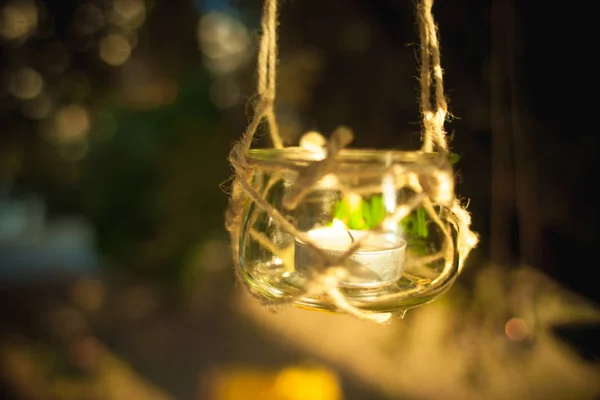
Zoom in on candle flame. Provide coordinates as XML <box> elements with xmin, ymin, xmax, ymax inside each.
<box><xmin>331</xmin><ymin>218</ymin><xmax>347</xmax><ymax>231</ymax></box>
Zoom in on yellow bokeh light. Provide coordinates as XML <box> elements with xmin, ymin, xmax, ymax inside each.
<box><xmin>198</xmin><ymin>11</ymin><xmax>250</xmax><ymax>74</ymax></box>
<box><xmin>0</xmin><ymin>0</ymin><xmax>38</xmax><ymax>40</ymax></box>
<box><xmin>112</xmin><ymin>0</ymin><xmax>145</xmax><ymax>29</ymax></box>
<box><xmin>206</xmin><ymin>366</ymin><xmax>342</xmax><ymax>400</ymax></box>
<box><xmin>54</xmin><ymin>104</ymin><xmax>90</xmax><ymax>143</ymax></box>
<box><xmin>99</xmin><ymin>33</ymin><xmax>131</xmax><ymax>66</ymax></box>
<box><xmin>9</xmin><ymin>67</ymin><xmax>43</xmax><ymax>100</ymax></box>
<box><xmin>274</xmin><ymin>367</ymin><xmax>341</xmax><ymax>400</ymax></box>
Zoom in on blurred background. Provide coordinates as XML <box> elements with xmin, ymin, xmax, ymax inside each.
<box><xmin>0</xmin><ymin>0</ymin><xmax>599</xmax><ymax>399</ymax></box>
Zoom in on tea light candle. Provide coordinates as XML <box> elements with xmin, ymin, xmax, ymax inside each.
<box><xmin>294</xmin><ymin>220</ymin><xmax>406</xmax><ymax>288</ymax></box>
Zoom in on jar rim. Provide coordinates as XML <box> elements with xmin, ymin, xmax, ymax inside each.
<box><xmin>246</xmin><ymin>147</ymin><xmax>450</xmax><ymax>172</ymax></box>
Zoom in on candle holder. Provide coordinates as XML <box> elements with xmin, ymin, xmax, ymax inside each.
<box><xmin>294</xmin><ymin>227</ymin><xmax>407</xmax><ymax>288</ymax></box>
<box><xmin>236</xmin><ymin>147</ymin><xmax>476</xmax><ymax>314</ymax></box>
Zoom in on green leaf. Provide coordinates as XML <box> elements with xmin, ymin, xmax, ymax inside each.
<box><xmin>334</xmin><ymin>199</ymin><xmax>352</xmax><ymax>222</ymax></box>
<box><xmin>349</xmin><ymin>213</ymin><xmax>366</xmax><ymax>230</ymax></box>
<box><xmin>417</xmin><ymin>208</ymin><xmax>429</xmax><ymax>238</ymax></box>
<box><xmin>361</xmin><ymin>200</ymin><xmax>373</xmax><ymax>227</ymax></box>
<box><xmin>369</xmin><ymin>195</ymin><xmax>386</xmax><ymax>228</ymax></box>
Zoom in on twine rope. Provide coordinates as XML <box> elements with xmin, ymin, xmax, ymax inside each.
<box><xmin>226</xmin><ymin>0</ymin><xmax>475</xmax><ymax>323</ymax></box>
<box><xmin>418</xmin><ymin>0</ymin><xmax>449</xmax><ymax>153</ymax></box>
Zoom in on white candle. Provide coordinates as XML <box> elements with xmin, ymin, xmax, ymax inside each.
<box><xmin>294</xmin><ymin>221</ymin><xmax>406</xmax><ymax>288</ymax></box>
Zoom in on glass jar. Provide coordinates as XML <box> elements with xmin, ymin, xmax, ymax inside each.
<box><xmin>237</xmin><ymin>147</ymin><xmax>465</xmax><ymax>313</ymax></box>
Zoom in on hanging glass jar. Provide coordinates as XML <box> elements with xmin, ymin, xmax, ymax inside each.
<box><xmin>226</xmin><ymin>0</ymin><xmax>477</xmax><ymax>322</ymax></box>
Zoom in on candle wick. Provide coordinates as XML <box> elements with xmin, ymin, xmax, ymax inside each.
<box><xmin>347</xmin><ymin>230</ymin><xmax>355</xmax><ymax>244</ymax></box>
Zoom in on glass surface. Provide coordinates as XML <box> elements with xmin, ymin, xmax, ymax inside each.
<box><xmin>238</xmin><ymin>147</ymin><xmax>461</xmax><ymax>313</ymax></box>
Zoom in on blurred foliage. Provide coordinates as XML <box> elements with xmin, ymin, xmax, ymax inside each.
<box><xmin>0</xmin><ymin>0</ymin><xmax>232</xmax><ymax>284</ymax></box>
<box><xmin>81</xmin><ymin>71</ymin><xmax>230</xmax><ymax>281</ymax></box>
<box><xmin>333</xmin><ymin>195</ymin><xmax>386</xmax><ymax>231</ymax></box>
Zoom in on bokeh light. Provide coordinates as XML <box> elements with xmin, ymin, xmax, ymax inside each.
<box><xmin>205</xmin><ymin>365</ymin><xmax>342</xmax><ymax>400</ymax></box>
<box><xmin>198</xmin><ymin>11</ymin><xmax>250</xmax><ymax>74</ymax></box>
<box><xmin>0</xmin><ymin>0</ymin><xmax>38</xmax><ymax>41</ymax></box>
<box><xmin>99</xmin><ymin>33</ymin><xmax>131</xmax><ymax>66</ymax></box>
<box><xmin>111</xmin><ymin>0</ymin><xmax>146</xmax><ymax>30</ymax></box>
<box><xmin>9</xmin><ymin>67</ymin><xmax>43</xmax><ymax>100</ymax></box>
<box><xmin>274</xmin><ymin>367</ymin><xmax>342</xmax><ymax>400</ymax></box>
<box><xmin>52</xmin><ymin>104</ymin><xmax>90</xmax><ymax>143</ymax></box>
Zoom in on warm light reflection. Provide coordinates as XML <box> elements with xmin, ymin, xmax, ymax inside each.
<box><xmin>99</xmin><ymin>33</ymin><xmax>131</xmax><ymax>66</ymax></box>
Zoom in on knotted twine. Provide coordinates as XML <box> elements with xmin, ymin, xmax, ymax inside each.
<box><xmin>225</xmin><ymin>0</ymin><xmax>477</xmax><ymax>324</ymax></box>
<box><xmin>418</xmin><ymin>0</ymin><xmax>449</xmax><ymax>153</ymax></box>
<box><xmin>417</xmin><ymin>0</ymin><xmax>479</xmax><ymax>269</ymax></box>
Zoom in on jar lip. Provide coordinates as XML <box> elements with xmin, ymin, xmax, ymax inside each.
<box><xmin>247</xmin><ymin>147</ymin><xmax>446</xmax><ymax>166</ymax></box>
